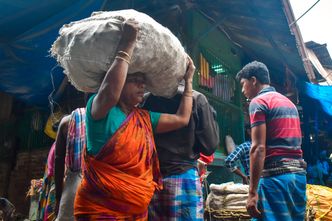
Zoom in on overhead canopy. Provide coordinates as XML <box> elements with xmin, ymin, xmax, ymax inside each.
<box><xmin>0</xmin><ymin>0</ymin><xmax>310</xmax><ymax>106</ymax></box>
<box><xmin>107</xmin><ymin>0</ymin><xmax>309</xmax><ymax>77</ymax></box>
<box><xmin>194</xmin><ymin>0</ymin><xmax>309</xmax><ymax>77</ymax></box>
<box><xmin>0</xmin><ymin>0</ymin><xmax>105</xmax><ymax>106</ymax></box>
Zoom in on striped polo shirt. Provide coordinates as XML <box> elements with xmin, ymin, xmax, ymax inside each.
<box><xmin>249</xmin><ymin>86</ymin><xmax>302</xmax><ymax>162</ymax></box>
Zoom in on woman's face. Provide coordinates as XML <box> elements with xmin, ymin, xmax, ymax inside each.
<box><xmin>121</xmin><ymin>73</ymin><xmax>146</xmax><ymax>106</ymax></box>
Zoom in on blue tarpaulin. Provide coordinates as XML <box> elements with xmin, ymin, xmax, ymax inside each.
<box><xmin>0</xmin><ymin>0</ymin><xmax>105</xmax><ymax>106</ymax></box>
<box><xmin>302</xmin><ymin>82</ymin><xmax>332</xmax><ymax>117</ymax></box>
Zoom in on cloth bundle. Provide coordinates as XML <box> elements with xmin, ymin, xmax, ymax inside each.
<box><xmin>206</xmin><ymin>182</ymin><xmax>249</xmax><ymax>210</ymax></box>
<box><xmin>51</xmin><ymin>9</ymin><xmax>187</xmax><ymax>97</ymax></box>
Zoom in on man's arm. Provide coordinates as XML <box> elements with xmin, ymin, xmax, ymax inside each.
<box><xmin>225</xmin><ymin>147</ymin><xmax>241</xmax><ymax>170</ymax></box>
<box><xmin>246</xmin><ymin>123</ymin><xmax>266</xmax><ymax>218</ymax></box>
<box><xmin>233</xmin><ymin>168</ymin><xmax>249</xmax><ymax>184</ymax></box>
<box><xmin>54</xmin><ymin>115</ymin><xmax>70</xmax><ymax>214</ymax></box>
<box><xmin>225</xmin><ymin>146</ymin><xmax>248</xmax><ymax>184</ymax></box>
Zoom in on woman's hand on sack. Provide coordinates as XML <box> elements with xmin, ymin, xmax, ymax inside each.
<box><xmin>184</xmin><ymin>55</ymin><xmax>195</xmax><ymax>83</ymax></box>
<box><xmin>121</xmin><ymin>18</ymin><xmax>139</xmax><ymax>43</ymax></box>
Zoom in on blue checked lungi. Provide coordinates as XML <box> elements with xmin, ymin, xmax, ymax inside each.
<box><xmin>252</xmin><ymin>173</ymin><xmax>306</xmax><ymax>221</ymax></box>
<box><xmin>148</xmin><ymin>168</ymin><xmax>203</xmax><ymax>221</ymax></box>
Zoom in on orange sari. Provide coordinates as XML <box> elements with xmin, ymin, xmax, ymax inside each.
<box><xmin>74</xmin><ymin>108</ymin><xmax>162</xmax><ymax>220</ymax></box>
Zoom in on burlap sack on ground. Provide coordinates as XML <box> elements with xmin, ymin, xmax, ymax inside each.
<box><xmin>51</xmin><ymin>9</ymin><xmax>187</xmax><ymax>97</ymax></box>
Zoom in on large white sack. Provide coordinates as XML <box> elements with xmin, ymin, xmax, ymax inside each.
<box><xmin>51</xmin><ymin>9</ymin><xmax>187</xmax><ymax>97</ymax></box>
<box><xmin>206</xmin><ymin>182</ymin><xmax>249</xmax><ymax>211</ymax></box>
<box><xmin>209</xmin><ymin>182</ymin><xmax>249</xmax><ymax>194</ymax></box>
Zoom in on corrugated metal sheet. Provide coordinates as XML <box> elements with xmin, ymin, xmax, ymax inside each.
<box><xmin>306</xmin><ymin>41</ymin><xmax>332</xmax><ymax>69</ymax></box>
<box><xmin>306</xmin><ymin>47</ymin><xmax>332</xmax><ymax>84</ymax></box>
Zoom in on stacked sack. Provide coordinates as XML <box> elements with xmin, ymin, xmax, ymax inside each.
<box><xmin>205</xmin><ymin>182</ymin><xmax>250</xmax><ymax>220</ymax></box>
<box><xmin>206</xmin><ymin>182</ymin><xmax>249</xmax><ymax>211</ymax></box>
<box><xmin>51</xmin><ymin>9</ymin><xmax>187</xmax><ymax>97</ymax></box>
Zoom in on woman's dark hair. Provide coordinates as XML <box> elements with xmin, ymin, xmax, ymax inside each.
<box><xmin>236</xmin><ymin>61</ymin><xmax>271</xmax><ymax>84</ymax></box>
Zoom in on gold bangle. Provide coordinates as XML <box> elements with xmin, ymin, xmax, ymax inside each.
<box><xmin>117</xmin><ymin>51</ymin><xmax>131</xmax><ymax>59</ymax></box>
<box><xmin>115</xmin><ymin>55</ymin><xmax>130</xmax><ymax>64</ymax></box>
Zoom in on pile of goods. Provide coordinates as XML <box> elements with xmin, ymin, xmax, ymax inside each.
<box><xmin>306</xmin><ymin>184</ymin><xmax>332</xmax><ymax>221</ymax></box>
<box><xmin>51</xmin><ymin>9</ymin><xmax>187</xmax><ymax>97</ymax></box>
<box><xmin>205</xmin><ymin>183</ymin><xmax>332</xmax><ymax>220</ymax></box>
<box><xmin>205</xmin><ymin>182</ymin><xmax>250</xmax><ymax>220</ymax></box>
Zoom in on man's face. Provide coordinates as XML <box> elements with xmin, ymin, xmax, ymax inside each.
<box><xmin>240</xmin><ymin>78</ymin><xmax>256</xmax><ymax>99</ymax></box>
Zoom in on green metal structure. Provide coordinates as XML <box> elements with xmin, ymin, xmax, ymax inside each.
<box><xmin>185</xmin><ymin>10</ymin><xmax>246</xmax><ymax>184</ymax></box>
<box><xmin>188</xmin><ymin>11</ymin><xmax>246</xmax><ymax>153</ymax></box>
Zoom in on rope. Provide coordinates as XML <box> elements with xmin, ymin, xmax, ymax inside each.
<box><xmin>289</xmin><ymin>0</ymin><xmax>321</xmax><ymax>27</ymax></box>
<box><xmin>317</xmin><ymin>204</ymin><xmax>332</xmax><ymax>220</ymax></box>
<box><xmin>205</xmin><ymin>207</ymin><xmax>250</xmax><ymax>220</ymax></box>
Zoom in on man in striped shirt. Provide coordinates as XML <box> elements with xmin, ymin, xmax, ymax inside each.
<box><xmin>236</xmin><ymin>61</ymin><xmax>306</xmax><ymax>221</ymax></box>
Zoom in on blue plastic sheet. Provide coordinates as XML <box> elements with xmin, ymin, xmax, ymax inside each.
<box><xmin>302</xmin><ymin>82</ymin><xmax>332</xmax><ymax>117</ymax></box>
<box><xmin>0</xmin><ymin>0</ymin><xmax>105</xmax><ymax>106</ymax></box>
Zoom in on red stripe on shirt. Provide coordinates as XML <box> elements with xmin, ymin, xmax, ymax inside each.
<box><xmin>266</xmin><ymin>148</ymin><xmax>302</xmax><ymax>160</ymax></box>
<box><xmin>267</xmin><ymin>118</ymin><xmax>302</xmax><ymax>138</ymax></box>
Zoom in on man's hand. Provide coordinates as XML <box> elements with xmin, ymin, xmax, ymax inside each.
<box><xmin>246</xmin><ymin>191</ymin><xmax>261</xmax><ymax>218</ymax></box>
<box><xmin>242</xmin><ymin>176</ymin><xmax>249</xmax><ymax>185</ymax></box>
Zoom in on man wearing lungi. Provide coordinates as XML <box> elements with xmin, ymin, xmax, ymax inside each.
<box><xmin>236</xmin><ymin>61</ymin><xmax>306</xmax><ymax>221</ymax></box>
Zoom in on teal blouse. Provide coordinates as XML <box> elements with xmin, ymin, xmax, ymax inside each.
<box><xmin>85</xmin><ymin>94</ymin><xmax>161</xmax><ymax>155</ymax></box>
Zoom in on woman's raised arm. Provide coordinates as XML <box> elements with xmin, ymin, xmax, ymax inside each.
<box><xmin>91</xmin><ymin>19</ymin><xmax>138</xmax><ymax>120</ymax></box>
<box><xmin>155</xmin><ymin>56</ymin><xmax>195</xmax><ymax>133</ymax></box>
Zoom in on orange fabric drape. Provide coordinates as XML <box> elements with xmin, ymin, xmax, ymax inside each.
<box><xmin>75</xmin><ymin>108</ymin><xmax>162</xmax><ymax>220</ymax></box>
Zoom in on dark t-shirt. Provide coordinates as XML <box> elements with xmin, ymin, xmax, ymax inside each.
<box><xmin>142</xmin><ymin>89</ymin><xmax>219</xmax><ymax>177</ymax></box>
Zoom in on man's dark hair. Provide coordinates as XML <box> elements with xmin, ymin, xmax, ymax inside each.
<box><xmin>236</xmin><ymin>61</ymin><xmax>270</xmax><ymax>84</ymax></box>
